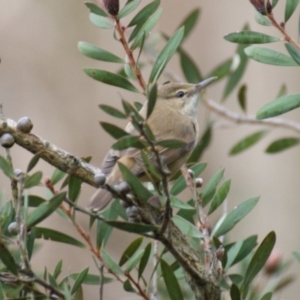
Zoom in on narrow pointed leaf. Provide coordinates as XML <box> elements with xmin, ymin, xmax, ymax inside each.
<box><xmin>161</xmin><ymin>259</ymin><xmax>183</xmax><ymax>300</ymax></box>
<box><xmin>105</xmin><ymin>220</ymin><xmax>159</xmax><ymax>233</ymax></box>
<box><xmin>0</xmin><ymin>241</ymin><xmax>18</xmax><ymax>275</ymax></box>
<box><xmin>78</xmin><ymin>42</ymin><xmax>124</xmax><ymax>63</ymax></box>
<box><xmin>208</xmin><ymin>179</ymin><xmax>231</xmax><ymax>215</ymax></box>
<box><xmin>27</xmin><ymin>155</ymin><xmax>40</xmax><ymax>173</ymax></box>
<box><xmin>285</xmin><ymin>0</ymin><xmax>300</xmax><ymax>22</ymax></box>
<box><xmin>102</xmin><ymin>249</ymin><xmax>123</xmax><ymax>275</ymax></box>
<box><xmin>208</xmin><ymin>58</ymin><xmax>232</xmax><ymax>81</ymax></box>
<box><xmin>265</xmin><ymin>137</ymin><xmax>300</xmax><ymax>153</ymax></box>
<box><xmin>24</xmin><ymin>171</ymin><xmax>43</xmax><ymax>189</ymax></box>
<box><xmin>53</xmin><ymin>260</ymin><xmax>63</xmax><ymax>279</ymax></box>
<box><xmin>272</xmin><ymin>0</ymin><xmax>279</xmax><ymax>8</ymax></box>
<box><xmin>256</xmin><ymin>94</ymin><xmax>300</xmax><ymax>119</ymax></box>
<box><xmin>261</xmin><ymin>292</ymin><xmax>273</xmax><ymax>300</ymax></box>
<box><xmin>35</xmin><ymin>227</ymin><xmax>85</xmax><ymax>248</ymax></box>
<box><xmin>130</xmin><ymin>9</ymin><xmax>162</xmax><ymax>48</ymax></box>
<box><xmin>84</xmin><ymin>69</ymin><xmax>139</xmax><ymax>92</ymax></box>
<box><xmin>68</xmin><ymin>176</ymin><xmax>82</xmax><ymax>202</ymax></box>
<box><xmin>85</xmin><ymin>2</ymin><xmax>108</xmax><ymax>16</ymax></box>
<box><xmin>156</xmin><ymin>139</ymin><xmax>186</xmax><ymax>149</ymax></box>
<box><xmin>71</xmin><ymin>267</ymin><xmax>89</xmax><ymax>294</ymax></box>
<box><xmin>277</xmin><ymin>84</ymin><xmax>287</xmax><ymax>98</ymax></box>
<box><xmin>285</xmin><ymin>43</ymin><xmax>300</xmax><ymax>65</ymax></box>
<box><xmin>245</xmin><ymin>46</ymin><xmax>299</xmax><ymax>66</ymax></box>
<box><xmin>242</xmin><ymin>231</ymin><xmax>276</xmax><ymax>292</ymax></box>
<box><xmin>238</xmin><ymin>84</ymin><xmax>247</xmax><ymax>112</ymax></box>
<box><xmin>146</xmin><ymin>83</ymin><xmax>157</xmax><ymax>119</ymax></box>
<box><xmin>213</xmin><ymin>197</ymin><xmax>259</xmax><ymax>237</ymax></box>
<box><xmin>138</xmin><ymin>242</ymin><xmax>152</xmax><ymax>279</ymax></box>
<box><xmin>226</xmin><ymin>240</ymin><xmax>244</xmax><ymax>270</ymax></box>
<box><xmin>224</xmin><ymin>31</ymin><xmax>279</xmax><ymax>44</ymax></box>
<box><xmin>229</xmin><ymin>130</ymin><xmax>267</xmax><ymax>155</ymax></box>
<box><xmin>126</xmin><ymin>249</ymin><xmax>145</xmax><ymax>272</ymax></box>
<box><xmin>99</xmin><ymin>104</ymin><xmax>127</xmax><ymax>119</ymax></box>
<box><xmin>179</xmin><ymin>50</ymin><xmax>202</xmax><ymax>83</ymax></box>
<box><xmin>51</xmin><ymin>169</ymin><xmax>66</xmax><ymax>185</ymax></box>
<box><xmin>129</xmin><ymin>0</ymin><xmax>160</xmax><ymax>27</ymax></box>
<box><xmin>118</xmin><ymin>163</ymin><xmax>152</xmax><ymax>201</ymax></box>
<box><xmin>171</xmin><ymin>195</ymin><xmax>194</xmax><ymax>210</ymax></box>
<box><xmin>230</xmin><ymin>284</ymin><xmax>241</xmax><ymax>300</ymax></box>
<box><xmin>89</xmin><ymin>13</ymin><xmax>113</xmax><ymax>29</ymax></box>
<box><xmin>123</xmin><ymin>279</ymin><xmax>136</xmax><ymax>292</ymax></box>
<box><xmin>149</xmin><ymin>27</ymin><xmax>184</xmax><ymax>83</ymax></box>
<box><xmin>0</xmin><ymin>156</ymin><xmax>14</xmax><ymax>178</ymax></box>
<box><xmin>100</xmin><ymin>122</ymin><xmax>128</xmax><ymax>139</ymax></box>
<box><xmin>26</xmin><ymin>192</ymin><xmax>66</xmax><ymax>227</ymax></box>
<box><xmin>119</xmin><ymin>237</ymin><xmax>143</xmax><ymax>266</ymax></box>
<box><xmin>170</xmin><ymin>162</ymin><xmax>207</xmax><ymax>195</ymax></box>
<box><xmin>178</xmin><ymin>8</ymin><xmax>201</xmax><ymax>40</ymax></box>
<box><xmin>173</xmin><ymin>215</ymin><xmax>202</xmax><ymax>238</ymax></box>
<box><xmin>112</xmin><ymin>135</ymin><xmax>145</xmax><ymax>150</ymax></box>
<box><xmin>201</xmin><ymin>168</ymin><xmax>225</xmax><ymax>207</ymax></box>
<box><xmin>118</xmin><ymin>0</ymin><xmax>140</xmax><ymax>18</ymax></box>
<box><xmin>255</xmin><ymin>11</ymin><xmax>272</xmax><ymax>25</ymax></box>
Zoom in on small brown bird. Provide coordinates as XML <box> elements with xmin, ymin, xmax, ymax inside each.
<box><xmin>88</xmin><ymin>77</ymin><xmax>216</xmax><ymax>211</ymax></box>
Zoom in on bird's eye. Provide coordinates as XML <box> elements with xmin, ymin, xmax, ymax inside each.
<box><xmin>176</xmin><ymin>91</ymin><xmax>185</xmax><ymax>98</ymax></box>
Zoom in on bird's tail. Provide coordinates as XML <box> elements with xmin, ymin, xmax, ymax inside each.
<box><xmin>87</xmin><ymin>188</ymin><xmax>114</xmax><ymax>212</ymax></box>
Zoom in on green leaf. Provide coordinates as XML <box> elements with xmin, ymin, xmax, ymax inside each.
<box><xmin>293</xmin><ymin>251</ymin><xmax>300</xmax><ymax>263</ymax></box>
<box><xmin>35</xmin><ymin>227</ymin><xmax>85</xmax><ymax>248</ymax></box>
<box><xmin>223</xmin><ymin>25</ymin><xmax>249</xmax><ymax>100</ymax></box>
<box><xmin>27</xmin><ymin>195</ymin><xmax>46</xmax><ymax>207</ymax></box>
<box><xmin>118</xmin><ymin>162</ymin><xmax>153</xmax><ymax>202</ymax></box>
<box><xmin>208</xmin><ymin>179</ymin><xmax>231</xmax><ymax>215</ymax></box>
<box><xmin>71</xmin><ymin>267</ymin><xmax>89</xmax><ymax>294</ymax></box>
<box><xmin>245</xmin><ymin>46</ymin><xmax>299</xmax><ymax>66</ymax></box>
<box><xmin>0</xmin><ymin>241</ymin><xmax>18</xmax><ymax>275</ymax></box>
<box><xmin>149</xmin><ymin>27</ymin><xmax>184</xmax><ymax>83</ymax></box>
<box><xmin>255</xmin><ymin>11</ymin><xmax>272</xmax><ymax>26</ymax></box>
<box><xmin>51</xmin><ymin>169</ymin><xmax>66</xmax><ymax>185</ymax></box>
<box><xmin>138</xmin><ymin>242</ymin><xmax>151</xmax><ymax>279</ymax></box>
<box><xmin>277</xmin><ymin>84</ymin><xmax>287</xmax><ymax>98</ymax></box>
<box><xmin>78</xmin><ymin>42</ymin><xmax>124</xmax><ymax>63</ymax></box>
<box><xmin>260</xmin><ymin>292</ymin><xmax>273</xmax><ymax>300</ymax></box>
<box><xmin>119</xmin><ymin>237</ymin><xmax>143</xmax><ymax>266</ymax></box>
<box><xmin>224</xmin><ymin>31</ymin><xmax>279</xmax><ymax>44</ymax></box>
<box><xmin>238</xmin><ymin>84</ymin><xmax>247</xmax><ymax>112</ymax></box>
<box><xmin>229</xmin><ymin>130</ymin><xmax>267</xmax><ymax>155</ymax></box>
<box><xmin>156</xmin><ymin>139</ymin><xmax>186</xmax><ymax>149</ymax></box>
<box><xmin>84</xmin><ymin>69</ymin><xmax>139</xmax><ymax>92</ymax></box>
<box><xmin>266</xmin><ymin>137</ymin><xmax>300</xmax><ymax>153</ymax></box>
<box><xmin>99</xmin><ymin>104</ymin><xmax>127</xmax><ymax>119</ymax></box>
<box><xmin>256</xmin><ymin>93</ymin><xmax>300</xmax><ymax>119</ymax></box>
<box><xmin>187</xmin><ymin>124</ymin><xmax>212</xmax><ymax>163</ymax></box>
<box><xmin>26</xmin><ymin>192</ymin><xmax>66</xmax><ymax>227</ymax></box>
<box><xmin>69</xmin><ymin>273</ymin><xmax>111</xmax><ymax>285</ymax></box>
<box><xmin>27</xmin><ymin>154</ymin><xmax>40</xmax><ymax>173</ymax></box>
<box><xmin>68</xmin><ymin>176</ymin><xmax>82</xmax><ymax>202</ymax></box>
<box><xmin>146</xmin><ymin>83</ymin><xmax>157</xmax><ymax>119</ymax></box>
<box><xmin>225</xmin><ymin>240</ymin><xmax>244</xmax><ymax>270</ymax></box>
<box><xmin>207</xmin><ymin>58</ymin><xmax>232</xmax><ymax>81</ymax></box>
<box><xmin>118</xmin><ymin>0</ymin><xmax>140</xmax><ymax>18</ymax></box>
<box><xmin>179</xmin><ymin>50</ymin><xmax>202</xmax><ymax>83</ymax></box>
<box><xmin>171</xmin><ymin>195</ymin><xmax>194</xmax><ymax>210</ymax></box>
<box><xmin>89</xmin><ymin>13</ymin><xmax>113</xmax><ymax>29</ymax></box>
<box><xmin>126</xmin><ymin>249</ymin><xmax>145</xmax><ymax>272</ymax></box>
<box><xmin>201</xmin><ymin>168</ymin><xmax>225</xmax><ymax>207</ymax></box>
<box><xmin>100</xmin><ymin>122</ymin><xmax>128</xmax><ymax>139</ymax></box>
<box><xmin>85</xmin><ymin>2</ymin><xmax>108</xmax><ymax>16</ymax></box>
<box><xmin>123</xmin><ymin>279</ymin><xmax>136</xmax><ymax>292</ymax></box>
<box><xmin>112</xmin><ymin>135</ymin><xmax>145</xmax><ymax>150</ymax></box>
<box><xmin>272</xmin><ymin>0</ymin><xmax>279</xmax><ymax>8</ymax></box>
<box><xmin>170</xmin><ymin>162</ymin><xmax>207</xmax><ymax>195</ymax></box>
<box><xmin>285</xmin><ymin>0</ymin><xmax>300</xmax><ymax>22</ymax></box>
<box><xmin>230</xmin><ymin>284</ymin><xmax>241</xmax><ymax>300</ymax></box>
<box><xmin>0</xmin><ymin>156</ymin><xmax>14</xmax><ymax>178</ymax></box>
<box><xmin>213</xmin><ymin>197</ymin><xmax>259</xmax><ymax>237</ymax></box>
<box><xmin>173</xmin><ymin>215</ymin><xmax>201</xmax><ymax>238</ymax></box>
<box><xmin>53</xmin><ymin>260</ymin><xmax>63</xmax><ymax>279</ymax></box>
<box><xmin>161</xmin><ymin>259</ymin><xmax>183</xmax><ymax>300</ymax></box>
<box><xmin>130</xmin><ymin>9</ymin><xmax>163</xmax><ymax>48</ymax></box>
<box><xmin>105</xmin><ymin>220</ymin><xmax>159</xmax><ymax>234</ymax></box>
<box><xmin>241</xmin><ymin>231</ymin><xmax>276</xmax><ymax>293</ymax></box>
<box><xmin>178</xmin><ymin>8</ymin><xmax>201</xmax><ymax>40</ymax></box>
<box><xmin>24</xmin><ymin>171</ymin><xmax>43</xmax><ymax>189</ymax></box>
<box><xmin>285</xmin><ymin>43</ymin><xmax>300</xmax><ymax>65</ymax></box>
<box><xmin>128</xmin><ymin>0</ymin><xmax>160</xmax><ymax>27</ymax></box>
<box><xmin>102</xmin><ymin>249</ymin><xmax>123</xmax><ymax>275</ymax></box>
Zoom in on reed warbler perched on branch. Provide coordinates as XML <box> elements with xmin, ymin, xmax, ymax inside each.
<box><xmin>88</xmin><ymin>77</ymin><xmax>217</xmax><ymax>211</ymax></box>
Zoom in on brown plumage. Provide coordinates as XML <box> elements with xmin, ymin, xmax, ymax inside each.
<box><xmin>88</xmin><ymin>78</ymin><xmax>216</xmax><ymax>211</ymax></box>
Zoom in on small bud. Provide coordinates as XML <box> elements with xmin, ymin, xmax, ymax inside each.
<box><xmin>8</xmin><ymin>222</ymin><xmax>19</xmax><ymax>235</ymax></box>
<box><xmin>216</xmin><ymin>246</ymin><xmax>225</xmax><ymax>261</ymax></box>
<box><xmin>195</xmin><ymin>177</ymin><xmax>203</xmax><ymax>188</ymax></box>
<box><xmin>14</xmin><ymin>169</ymin><xmax>24</xmax><ymax>181</ymax></box>
<box><xmin>114</xmin><ymin>181</ymin><xmax>130</xmax><ymax>194</ymax></box>
<box><xmin>17</xmin><ymin>116</ymin><xmax>33</xmax><ymax>133</ymax></box>
<box><xmin>120</xmin><ymin>200</ymin><xmax>129</xmax><ymax>208</ymax></box>
<box><xmin>265</xmin><ymin>249</ymin><xmax>282</xmax><ymax>274</ymax></box>
<box><xmin>126</xmin><ymin>206</ymin><xmax>141</xmax><ymax>222</ymax></box>
<box><xmin>94</xmin><ymin>172</ymin><xmax>106</xmax><ymax>187</ymax></box>
<box><xmin>249</xmin><ymin>0</ymin><xmax>272</xmax><ymax>15</ymax></box>
<box><xmin>103</xmin><ymin>0</ymin><xmax>119</xmax><ymax>16</ymax></box>
<box><xmin>0</xmin><ymin>133</ymin><xmax>15</xmax><ymax>148</ymax></box>
<box><xmin>188</xmin><ymin>168</ymin><xmax>194</xmax><ymax>178</ymax></box>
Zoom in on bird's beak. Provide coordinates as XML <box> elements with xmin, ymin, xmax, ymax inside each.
<box><xmin>193</xmin><ymin>76</ymin><xmax>218</xmax><ymax>94</ymax></box>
